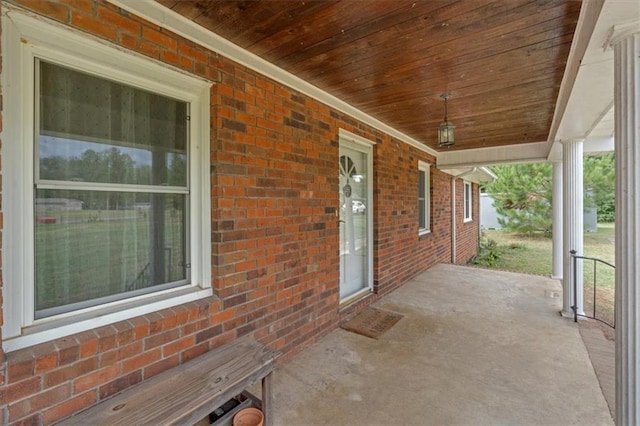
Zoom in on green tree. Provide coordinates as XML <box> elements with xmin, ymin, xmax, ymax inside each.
<box><xmin>168</xmin><ymin>154</ymin><xmax>187</xmax><ymax>187</ymax></box>
<box><xmin>485</xmin><ymin>154</ymin><xmax>615</xmax><ymax>237</ymax></box>
<box><xmin>484</xmin><ymin>163</ymin><xmax>553</xmax><ymax>237</ymax></box>
<box><xmin>584</xmin><ymin>153</ymin><xmax>615</xmax><ymax>222</ymax></box>
<box><xmin>40</xmin><ymin>155</ymin><xmax>69</xmax><ymax>180</ymax></box>
<box><xmin>42</xmin><ymin>148</ymin><xmax>138</xmax><ymax>210</ymax></box>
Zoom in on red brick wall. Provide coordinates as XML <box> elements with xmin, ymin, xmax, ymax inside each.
<box><xmin>455</xmin><ymin>181</ymin><xmax>480</xmax><ymax>264</ymax></box>
<box><xmin>0</xmin><ymin>1</ymin><xmax>478</xmax><ymax>423</ymax></box>
<box><xmin>209</xmin><ymin>64</ymin><xmax>345</xmax><ymax>357</ymax></box>
<box><xmin>374</xmin><ymin>142</ymin><xmax>451</xmax><ymax>297</ymax></box>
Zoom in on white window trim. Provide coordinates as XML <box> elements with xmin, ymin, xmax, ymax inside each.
<box><xmin>418</xmin><ymin>161</ymin><xmax>431</xmax><ymax>235</ymax></box>
<box><xmin>463</xmin><ymin>181</ymin><xmax>473</xmax><ymax>222</ymax></box>
<box><xmin>1</xmin><ymin>9</ymin><xmax>212</xmax><ymax>352</ymax></box>
<box><xmin>338</xmin><ymin>128</ymin><xmax>377</xmax><ymax>148</ymax></box>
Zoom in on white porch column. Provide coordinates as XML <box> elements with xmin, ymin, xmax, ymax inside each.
<box><xmin>552</xmin><ymin>161</ymin><xmax>563</xmax><ymax>280</ymax></box>
<box><xmin>561</xmin><ymin>139</ymin><xmax>584</xmax><ymax>317</ymax></box>
<box><xmin>611</xmin><ymin>26</ymin><xmax>640</xmax><ymax>425</ymax></box>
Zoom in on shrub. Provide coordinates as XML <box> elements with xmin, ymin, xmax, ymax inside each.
<box><xmin>473</xmin><ymin>238</ymin><xmax>502</xmax><ymax>268</ymax></box>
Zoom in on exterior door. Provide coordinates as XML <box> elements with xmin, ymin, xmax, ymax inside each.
<box><xmin>339</xmin><ymin>138</ymin><xmax>373</xmax><ymax>302</ymax></box>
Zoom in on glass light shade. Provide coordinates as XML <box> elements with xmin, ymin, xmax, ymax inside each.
<box><xmin>438</xmin><ymin>121</ymin><xmax>455</xmax><ymax>147</ymax></box>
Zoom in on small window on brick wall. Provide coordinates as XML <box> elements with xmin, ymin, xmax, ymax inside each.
<box><xmin>463</xmin><ymin>181</ymin><xmax>473</xmax><ymax>222</ymax></box>
<box><xmin>2</xmin><ymin>11</ymin><xmax>212</xmax><ymax>351</ymax></box>
<box><xmin>418</xmin><ymin>161</ymin><xmax>431</xmax><ymax>234</ymax></box>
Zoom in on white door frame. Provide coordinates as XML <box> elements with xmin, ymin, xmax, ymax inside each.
<box><xmin>338</xmin><ymin>129</ymin><xmax>374</xmax><ymax>305</ymax></box>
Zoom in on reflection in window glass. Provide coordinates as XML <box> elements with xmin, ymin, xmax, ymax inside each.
<box><xmin>35</xmin><ymin>189</ymin><xmax>187</xmax><ymax>317</ymax></box>
<box><xmin>418</xmin><ymin>163</ymin><xmax>430</xmax><ymax>232</ymax></box>
<box><xmin>464</xmin><ymin>181</ymin><xmax>472</xmax><ymax>221</ymax></box>
<box><xmin>38</xmin><ymin>61</ymin><xmax>187</xmax><ymax>186</ymax></box>
<box><xmin>35</xmin><ymin>60</ymin><xmax>190</xmax><ymax>318</ymax></box>
<box><xmin>418</xmin><ymin>170</ymin><xmax>426</xmax><ymax>229</ymax></box>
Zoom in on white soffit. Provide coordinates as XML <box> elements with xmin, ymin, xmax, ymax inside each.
<box><xmin>437</xmin><ymin>167</ymin><xmax>497</xmax><ymax>184</ymax></box>
<box><xmin>588</xmin><ymin>106</ymin><xmax>615</xmax><ymax>138</ymax></box>
<box><xmin>547</xmin><ymin>135</ymin><xmax>615</xmax><ymax>162</ymax></box>
<box><xmin>550</xmin><ymin>0</ymin><xmax>639</xmax><ymax>159</ymax></box>
<box><xmin>547</xmin><ymin>0</ymin><xmax>605</xmax><ymax>148</ymax></box>
<box><xmin>108</xmin><ymin>0</ymin><xmax>439</xmax><ymax>158</ymax></box>
<box><xmin>584</xmin><ymin>136</ymin><xmax>615</xmax><ymax>153</ymax></box>
<box><xmin>437</xmin><ymin>141</ymin><xmax>549</xmax><ymax>169</ymax></box>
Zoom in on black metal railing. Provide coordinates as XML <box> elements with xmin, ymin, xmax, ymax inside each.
<box><xmin>126</xmin><ymin>248</ymin><xmax>176</xmax><ymax>292</ymax></box>
<box><xmin>127</xmin><ymin>262</ymin><xmax>151</xmax><ymax>292</ymax></box>
<box><xmin>570</xmin><ymin>250</ymin><xmax>615</xmax><ymax>328</ymax></box>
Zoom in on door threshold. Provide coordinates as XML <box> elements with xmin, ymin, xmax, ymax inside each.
<box><xmin>339</xmin><ymin>288</ymin><xmax>373</xmax><ymax>310</ymax></box>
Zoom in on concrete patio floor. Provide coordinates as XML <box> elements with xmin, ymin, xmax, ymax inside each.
<box><xmin>269</xmin><ymin>264</ymin><xmax>613</xmax><ymax>426</ymax></box>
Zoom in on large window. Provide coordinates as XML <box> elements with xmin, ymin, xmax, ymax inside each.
<box><xmin>418</xmin><ymin>161</ymin><xmax>431</xmax><ymax>234</ymax></box>
<box><xmin>2</xmin><ymin>11</ymin><xmax>211</xmax><ymax>351</ymax></box>
<box><xmin>463</xmin><ymin>181</ymin><xmax>473</xmax><ymax>222</ymax></box>
<box><xmin>35</xmin><ymin>61</ymin><xmax>190</xmax><ymax>317</ymax></box>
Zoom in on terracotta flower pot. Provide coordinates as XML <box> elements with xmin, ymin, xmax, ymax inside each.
<box><xmin>233</xmin><ymin>407</ymin><xmax>264</xmax><ymax>426</ymax></box>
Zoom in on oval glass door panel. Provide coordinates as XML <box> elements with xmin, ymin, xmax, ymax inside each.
<box><xmin>339</xmin><ymin>145</ymin><xmax>370</xmax><ymax>300</ymax></box>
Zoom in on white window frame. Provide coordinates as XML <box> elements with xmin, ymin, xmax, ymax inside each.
<box><xmin>1</xmin><ymin>9</ymin><xmax>212</xmax><ymax>352</ymax></box>
<box><xmin>463</xmin><ymin>181</ymin><xmax>473</xmax><ymax>222</ymax></box>
<box><xmin>418</xmin><ymin>161</ymin><xmax>431</xmax><ymax>235</ymax></box>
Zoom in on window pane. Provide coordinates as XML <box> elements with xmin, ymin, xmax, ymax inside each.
<box><xmin>418</xmin><ymin>170</ymin><xmax>425</xmax><ymax>198</ymax></box>
<box><xmin>465</xmin><ymin>184</ymin><xmax>471</xmax><ymax>218</ymax></box>
<box><xmin>419</xmin><ymin>201</ymin><xmax>426</xmax><ymax>229</ymax></box>
<box><xmin>35</xmin><ymin>189</ymin><xmax>187</xmax><ymax>316</ymax></box>
<box><xmin>38</xmin><ymin>61</ymin><xmax>188</xmax><ymax>186</ymax></box>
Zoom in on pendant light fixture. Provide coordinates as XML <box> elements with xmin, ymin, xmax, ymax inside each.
<box><xmin>438</xmin><ymin>93</ymin><xmax>455</xmax><ymax>148</ymax></box>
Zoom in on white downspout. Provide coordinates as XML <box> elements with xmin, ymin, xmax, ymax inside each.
<box><xmin>451</xmin><ymin>177</ymin><xmax>456</xmax><ymax>263</ymax></box>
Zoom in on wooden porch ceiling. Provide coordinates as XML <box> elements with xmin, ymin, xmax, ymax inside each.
<box><xmin>157</xmin><ymin>0</ymin><xmax>582</xmax><ymax>152</ymax></box>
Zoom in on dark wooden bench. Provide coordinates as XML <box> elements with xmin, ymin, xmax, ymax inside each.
<box><xmin>60</xmin><ymin>336</ymin><xmax>281</xmax><ymax>426</ymax></box>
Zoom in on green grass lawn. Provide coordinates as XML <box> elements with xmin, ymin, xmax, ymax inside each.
<box><xmin>36</xmin><ymin>208</ymin><xmax>185</xmax><ymax>312</ymax></box>
<box><xmin>479</xmin><ymin>223</ymin><xmax>615</xmax><ymax>326</ymax></box>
